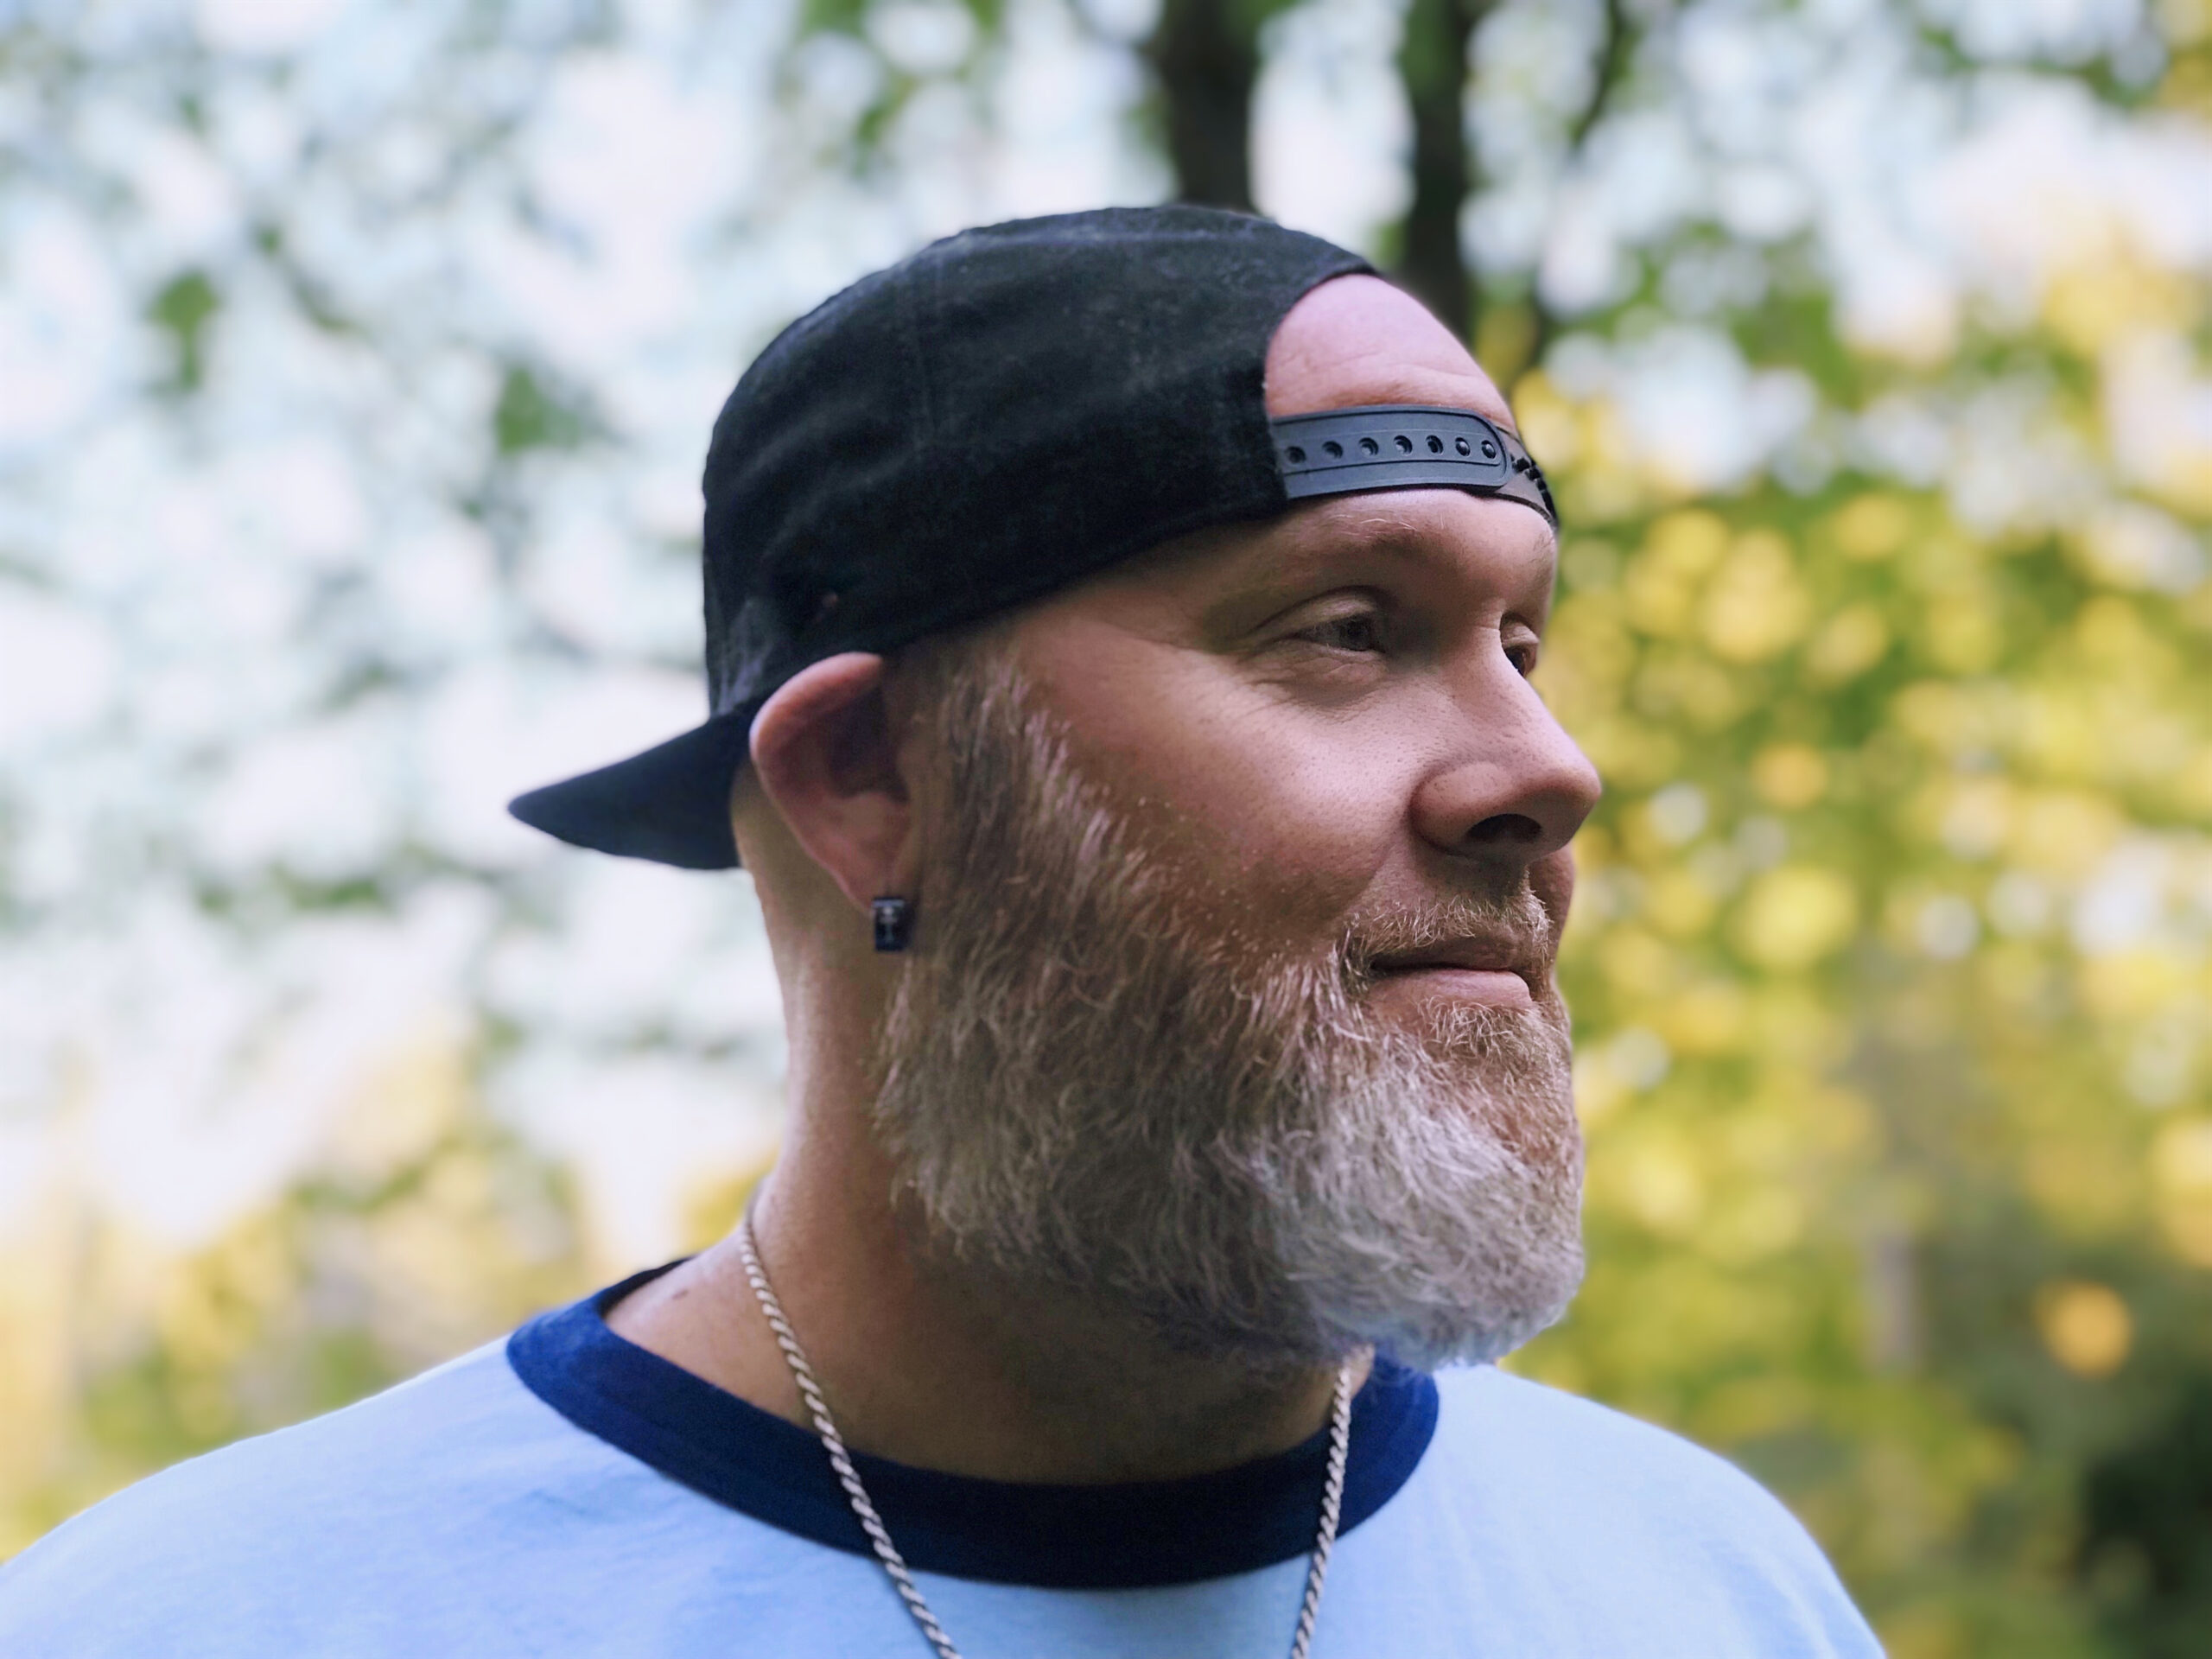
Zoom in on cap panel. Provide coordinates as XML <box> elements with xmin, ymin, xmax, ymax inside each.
<box><xmin>707</xmin><ymin>207</ymin><xmax>1370</xmax><ymax>699</ymax></box>
<box><xmin>701</xmin><ymin>265</ymin><xmax>925</xmax><ymax>713</ymax></box>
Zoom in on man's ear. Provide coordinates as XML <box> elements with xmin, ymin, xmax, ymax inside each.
<box><xmin>747</xmin><ymin>653</ymin><xmax>916</xmax><ymax>913</ymax></box>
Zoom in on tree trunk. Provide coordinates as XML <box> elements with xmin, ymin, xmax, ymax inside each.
<box><xmin>1147</xmin><ymin>0</ymin><xmax>1262</xmax><ymax>211</ymax></box>
<box><xmin>1396</xmin><ymin>0</ymin><xmax>1491</xmax><ymax>341</ymax></box>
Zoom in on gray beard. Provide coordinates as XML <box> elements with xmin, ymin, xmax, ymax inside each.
<box><xmin>873</xmin><ymin>648</ymin><xmax>1585</xmax><ymax>1374</ymax></box>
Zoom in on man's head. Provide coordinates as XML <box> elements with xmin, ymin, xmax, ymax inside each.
<box><xmin>507</xmin><ymin>206</ymin><xmax>1599</xmax><ymax>1371</ymax></box>
<box><xmin>508</xmin><ymin>207</ymin><xmax>1553</xmax><ymax>868</ymax></box>
<box><xmin>734</xmin><ymin>271</ymin><xmax>1600</xmax><ymax>1370</ymax></box>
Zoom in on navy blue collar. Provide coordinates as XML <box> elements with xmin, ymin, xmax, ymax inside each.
<box><xmin>507</xmin><ymin>1263</ymin><xmax>1440</xmax><ymax>1589</ymax></box>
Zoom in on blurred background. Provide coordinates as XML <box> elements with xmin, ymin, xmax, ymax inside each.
<box><xmin>3</xmin><ymin>0</ymin><xmax>2209</xmax><ymax>1650</ymax></box>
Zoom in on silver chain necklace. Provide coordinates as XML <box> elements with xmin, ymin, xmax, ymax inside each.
<box><xmin>734</xmin><ymin>1217</ymin><xmax>1355</xmax><ymax>1659</ymax></box>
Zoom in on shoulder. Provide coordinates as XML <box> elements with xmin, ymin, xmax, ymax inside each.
<box><xmin>1414</xmin><ymin>1364</ymin><xmax>1881</xmax><ymax>1655</ymax></box>
<box><xmin>1428</xmin><ymin>1363</ymin><xmax>1787</xmax><ymax>1513</ymax></box>
<box><xmin>1433</xmin><ymin>1371</ymin><xmax>1778</xmax><ymax>1503</ymax></box>
<box><xmin>0</xmin><ymin>1340</ymin><xmax>626</xmax><ymax>1655</ymax></box>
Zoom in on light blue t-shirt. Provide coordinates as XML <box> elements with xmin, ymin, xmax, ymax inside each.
<box><xmin>1</xmin><ymin>1264</ymin><xmax>1881</xmax><ymax>1656</ymax></box>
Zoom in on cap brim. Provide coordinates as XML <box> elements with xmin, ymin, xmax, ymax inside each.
<box><xmin>507</xmin><ymin>709</ymin><xmax>753</xmax><ymax>869</ymax></box>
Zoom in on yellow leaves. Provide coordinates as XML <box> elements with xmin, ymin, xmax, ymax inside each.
<box><xmin>2009</xmin><ymin>690</ymin><xmax>2106</xmax><ymax>783</ymax></box>
<box><xmin>1918</xmin><ymin>595</ymin><xmax>2001</xmax><ymax>675</ymax></box>
<box><xmin>155</xmin><ymin>1211</ymin><xmax>296</xmax><ymax>1377</ymax></box>
<box><xmin>2010</xmin><ymin>790</ymin><xmax>2123</xmax><ymax>879</ymax></box>
<box><xmin>1586</xmin><ymin>1082</ymin><xmax>1830</xmax><ymax>1264</ymax></box>
<box><xmin>1893</xmin><ymin>677</ymin><xmax>2025</xmax><ymax>765</ymax></box>
<box><xmin>1754</xmin><ymin>742</ymin><xmax>1830</xmax><ymax>810</ymax></box>
<box><xmin>1625</xmin><ymin>510</ymin><xmax>1727</xmax><ymax>636</ymax></box>
<box><xmin>1700</xmin><ymin>1186</ymin><xmax>1808</xmax><ymax>1265</ymax></box>
<box><xmin>2160</xmin><ymin>0</ymin><xmax>2212</xmax><ymax>51</ymax></box>
<box><xmin>2075</xmin><ymin>947</ymin><xmax>2197</xmax><ymax>1021</ymax></box>
<box><xmin>1573</xmin><ymin>1027</ymin><xmax>1672</xmax><ymax>1128</ymax></box>
<box><xmin>680</xmin><ymin>1158</ymin><xmax>773</xmax><ymax>1254</ymax></box>
<box><xmin>1509</xmin><ymin>370</ymin><xmax>1583</xmax><ymax>471</ymax></box>
<box><xmin>2180</xmin><ymin>748</ymin><xmax>2212</xmax><ymax>820</ymax></box>
<box><xmin>1535</xmin><ymin>590</ymin><xmax>1635</xmax><ymax>729</ymax></box>
<box><xmin>1625</xmin><ymin>514</ymin><xmax>1814</xmax><ymax>666</ymax></box>
<box><xmin>2151</xmin><ymin>1117</ymin><xmax>2212</xmax><ymax>1267</ymax></box>
<box><xmin>2043</xmin><ymin>260</ymin><xmax>2198</xmax><ymax>357</ymax></box>
<box><xmin>1599</xmin><ymin>925</ymin><xmax>1678</xmax><ymax>996</ymax></box>
<box><xmin>1890</xmin><ymin>681</ymin><xmax>1974</xmax><ymax>751</ymax></box>
<box><xmin>1936</xmin><ymin>776</ymin><xmax>2012</xmax><ymax>860</ymax></box>
<box><xmin>324</xmin><ymin>1024</ymin><xmax>470</xmax><ymax>1181</ymax></box>
<box><xmin>1830</xmin><ymin>495</ymin><xmax>1914</xmax><ymax>562</ymax></box>
<box><xmin>1644</xmin><ymin>868</ymin><xmax>1719</xmax><ymax>938</ymax></box>
<box><xmin>1701</xmin><ymin>530</ymin><xmax>1812</xmax><ymax>663</ymax></box>
<box><xmin>2158</xmin><ymin>35</ymin><xmax>2212</xmax><ymax>115</ymax></box>
<box><xmin>2023</xmin><ymin>1135</ymin><xmax>2143</xmax><ymax>1235</ymax></box>
<box><xmin>2072</xmin><ymin>594</ymin><xmax>2161</xmax><ymax>671</ymax></box>
<box><xmin>1569</xmin><ymin>715</ymin><xmax>1682</xmax><ymax>791</ymax></box>
<box><xmin>1616</xmin><ymin>1135</ymin><xmax>1707</xmax><ymax>1236</ymax></box>
<box><xmin>1734</xmin><ymin>865</ymin><xmax>1859</xmax><ymax>970</ymax></box>
<box><xmin>2032</xmin><ymin>1280</ymin><xmax>2133</xmax><ymax>1376</ymax></box>
<box><xmin>1633</xmin><ymin>648</ymin><xmax>1746</xmax><ymax>729</ymax></box>
<box><xmin>1800</xmin><ymin>1083</ymin><xmax>1878</xmax><ymax>1157</ymax></box>
<box><xmin>1689</xmin><ymin>1372</ymin><xmax>1815</xmax><ymax>1442</ymax></box>
<box><xmin>1473</xmin><ymin>300</ymin><xmax>1539</xmax><ymax>385</ymax></box>
<box><xmin>1573</xmin><ymin>1053</ymin><xmax>1630</xmax><ymax>1128</ymax></box>
<box><xmin>1661</xmin><ymin>979</ymin><xmax>1753</xmax><ymax>1056</ymax></box>
<box><xmin>1806</xmin><ymin>603</ymin><xmax>1891</xmax><ymax>683</ymax></box>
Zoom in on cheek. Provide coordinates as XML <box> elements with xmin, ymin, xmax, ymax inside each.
<box><xmin>1062</xmin><ymin>686</ymin><xmax>1416</xmax><ymax>941</ymax></box>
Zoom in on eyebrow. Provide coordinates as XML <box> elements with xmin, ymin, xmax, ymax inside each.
<box><xmin>1179</xmin><ymin>499</ymin><xmax>1559</xmax><ymax>652</ymax></box>
<box><xmin>1229</xmin><ymin>498</ymin><xmax>1559</xmax><ymax>592</ymax></box>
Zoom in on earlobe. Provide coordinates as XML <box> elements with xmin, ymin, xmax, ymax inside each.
<box><xmin>747</xmin><ymin>653</ymin><xmax>917</xmax><ymax>915</ymax></box>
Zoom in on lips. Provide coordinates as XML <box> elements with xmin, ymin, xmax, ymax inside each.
<box><xmin>1368</xmin><ymin>940</ymin><xmax>1543</xmax><ymax>999</ymax></box>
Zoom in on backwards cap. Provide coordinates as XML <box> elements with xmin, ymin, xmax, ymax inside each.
<box><xmin>510</xmin><ymin>206</ymin><xmax>1554</xmax><ymax>869</ymax></box>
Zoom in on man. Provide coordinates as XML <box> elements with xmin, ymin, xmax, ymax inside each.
<box><xmin>1</xmin><ymin>207</ymin><xmax>1880</xmax><ymax>1656</ymax></box>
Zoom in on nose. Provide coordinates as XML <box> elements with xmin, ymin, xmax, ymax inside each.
<box><xmin>1410</xmin><ymin>665</ymin><xmax>1602</xmax><ymax>867</ymax></box>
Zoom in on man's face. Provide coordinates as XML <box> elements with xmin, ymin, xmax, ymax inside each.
<box><xmin>1000</xmin><ymin>487</ymin><xmax>1588</xmax><ymax>1023</ymax></box>
<box><xmin>1001</xmin><ymin>275</ymin><xmax>1599</xmax><ymax>1046</ymax></box>
<box><xmin>870</xmin><ymin>279</ymin><xmax>1604</xmax><ymax>1372</ymax></box>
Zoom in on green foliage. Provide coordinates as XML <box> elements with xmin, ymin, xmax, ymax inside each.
<box><xmin>1461</xmin><ymin>31</ymin><xmax>2212</xmax><ymax>1659</ymax></box>
<box><xmin>2080</xmin><ymin>1382</ymin><xmax>2212</xmax><ymax>1657</ymax></box>
<box><xmin>147</xmin><ymin>270</ymin><xmax>219</xmax><ymax>393</ymax></box>
<box><xmin>788</xmin><ymin>0</ymin><xmax>1004</xmax><ymax>163</ymax></box>
<box><xmin>493</xmin><ymin>364</ymin><xmax>595</xmax><ymax>456</ymax></box>
<box><xmin>1511</xmin><ymin>278</ymin><xmax>2212</xmax><ymax>1652</ymax></box>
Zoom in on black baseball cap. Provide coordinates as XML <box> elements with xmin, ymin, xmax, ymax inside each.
<box><xmin>509</xmin><ymin>206</ymin><xmax>1558</xmax><ymax>870</ymax></box>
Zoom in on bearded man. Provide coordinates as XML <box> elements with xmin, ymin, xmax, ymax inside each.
<box><xmin>0</xmin><ymin>207</ymin><xmax>1880</xmax><ymax>1657</ymax></box>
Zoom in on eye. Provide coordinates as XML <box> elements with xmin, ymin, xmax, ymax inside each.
<box><xmin>1505</xmin><ymin>636</ymin><xmax>1541</xmax><ymax>677</ymax></box>
<box><xmin>1298</xmin><ymin>612</ymin><xmax>1386</xmax><ymax>654</ymax></box>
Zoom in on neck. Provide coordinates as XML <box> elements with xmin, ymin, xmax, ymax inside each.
<box><xmin>607</xmin><ymin>992</ymin><xmax>1363</xmax><ymax>1484</ymax></box>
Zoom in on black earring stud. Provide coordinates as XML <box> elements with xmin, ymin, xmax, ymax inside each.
<box><xmin>872</xmin><ymin>896</ymin><xmax>913</xmax><ymax>953</ymax></box>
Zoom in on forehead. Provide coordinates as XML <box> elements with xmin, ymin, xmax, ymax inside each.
<box><xmin>1264</xmin><ymin>275</ymin><xmax>1515</xmax><ymax>428</ymax></box>
<box><xmin>1076</xmin><ymin>485</ymin><xmax>1560</xmax><ymax>627</ymax></box>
